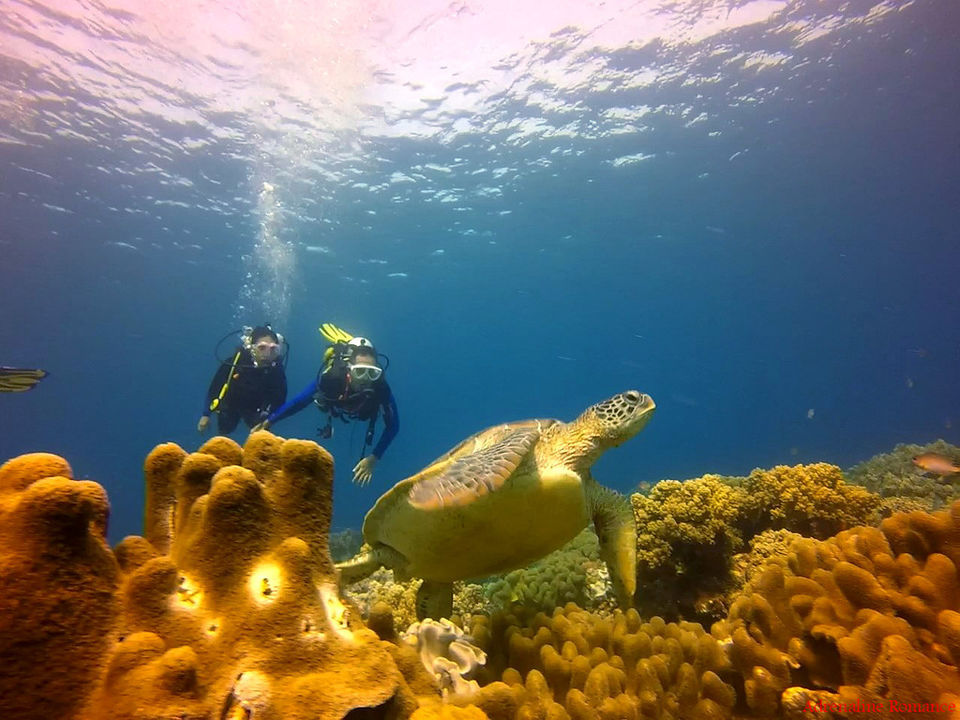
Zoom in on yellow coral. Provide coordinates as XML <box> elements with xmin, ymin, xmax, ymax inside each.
<box><xmin>742</xmin><ymin>463</ymin><xmax>881</xmax><ymax>537</ymax></box>
<box><xmin>631</xmin><ymin>475</ymin><xmax>750</xmax><ymax>620</ymax></box>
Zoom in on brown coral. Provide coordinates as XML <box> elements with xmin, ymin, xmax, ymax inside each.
<box><xmin>713</xmin><ymin>501</ymin><xmax>960</xmax><ymax>717</ymax></box>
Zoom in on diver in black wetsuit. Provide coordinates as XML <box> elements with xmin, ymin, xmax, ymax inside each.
<box><xmin>255</xmin><ymin>332</ymin><xmax>398</xmax><ymax>486</ymax></box>
<box><xmin>198</xmin><ymin>325</ymin><xmax>287</xmax><ymax>435</ymax></box>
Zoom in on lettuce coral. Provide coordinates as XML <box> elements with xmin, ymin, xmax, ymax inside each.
<box><xmin>403</xmin><ymin>618</ymin><xmax>487</xmax><ymax>698</ymax></box>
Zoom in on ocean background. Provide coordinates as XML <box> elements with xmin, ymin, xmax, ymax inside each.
<box><xmin>0</xmin><ymin>0</ymin><xmax>957</xmax><ymax>544</ymax></box>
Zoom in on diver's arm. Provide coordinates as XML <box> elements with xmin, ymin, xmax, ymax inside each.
<box><xmin>371</xmin><ymin>390</ymin><xmax>399</xmax><ymax>459</ymax></box>
<box><xmin>265</xmin><ymin>378</ymin><xmax>318</xmax><ymax>426</ymax></box>
<box><xmin>269</xmin><ymin>366</ymin><xmax>288</xmax><ymax>412</ymax></box>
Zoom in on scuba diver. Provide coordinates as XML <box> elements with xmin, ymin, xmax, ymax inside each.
<box><xmin>254</xmin><ymin>323</ymin><xmax>399</xmax><ymax>486</ymax></box>
<box><xmin>198</xmin><ymin>325</ymin><xmax>288</xmax><ymax>435</ymax></box>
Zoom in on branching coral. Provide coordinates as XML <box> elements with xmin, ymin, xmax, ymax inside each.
<box><xmin>343</xmin><ymin>569</ymin><xmax>492</xmax><ymax>632</ymax></box>
<box><xmin>712</xmin><ymin>500</ymin><xmax>960</xmax><ymax>718</ymax></box>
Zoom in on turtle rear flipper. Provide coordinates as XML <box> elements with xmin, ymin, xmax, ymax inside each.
<box><xmin>588</xmin><ymin>480</ymin><xmax>637</xmax><ymax>607</ymax></box>
<box><xmin>416</xmin><ymin>579</ymin><xmax>454</xmax><ymax>620</ymax></box>
<box><xmin>336</xmin><ymin>544</ymin><xmax>407</xmax><ymax>586</ymax></box>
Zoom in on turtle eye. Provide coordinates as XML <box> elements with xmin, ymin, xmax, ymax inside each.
<box><xmin>625</xmin><ymin>391</ymin><xmax>641</xmax><ymax>404</ymax></box>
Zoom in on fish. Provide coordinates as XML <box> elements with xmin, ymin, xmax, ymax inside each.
<box><xmin>0</xmin><ymin>367</ymin><xmax>48</xmax><ymax>393</ymax></box>
<box><xmin>912</xmin><ymin>452</ymin><xmax>960</xmax><ymax>478</ymax></box>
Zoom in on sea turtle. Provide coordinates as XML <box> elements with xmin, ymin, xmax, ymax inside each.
<box><xmin>336</xmin><ymin>390</ymin><xmax>655</xmax><ymax>619</ymax></box>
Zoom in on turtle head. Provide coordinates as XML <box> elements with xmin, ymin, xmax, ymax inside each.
<box><xmin>571</xmin><ymin>391</ymin><xmax>655</xmax><ymax>464</ymax></box>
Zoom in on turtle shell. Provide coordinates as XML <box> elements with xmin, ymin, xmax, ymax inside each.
<box><xmin>361</xmin><ymin>418</ymin><xmax>592</xmax><ymax>582</ymax></box>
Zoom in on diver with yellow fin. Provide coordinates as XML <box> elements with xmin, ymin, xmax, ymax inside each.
<box><xmin>253</xmin><ymin>323</ymin><xmax>399</xmax><ymax>486</ymax></box>
<box><xmin>0</xmin><ymin>367</ymin><xmax>48</xmax><ymax>393</ymax></box>
<box><xmin>199</xmin><ymin>325</ymin><xmax>288</xmax><ymax>435</ymax></box>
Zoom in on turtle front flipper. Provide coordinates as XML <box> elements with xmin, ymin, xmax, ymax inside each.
<box><xmin>587</xmin><ymin>480</ymin><xmax>637</xmax><ymax>607</ymax></box>
<box><xmin>336</xmin><ymin>544</ymin><xmax>408</xmax><ymax>586</ymax></box>
<box><xmin>407</xmin><ymin>426</ymin><xmax>542</xmax><ymax>510</ymax></box>
<box><xmin>416</xmin><ymin>579</ymin><xmax>454</xmax><ymax>620</ymax></box>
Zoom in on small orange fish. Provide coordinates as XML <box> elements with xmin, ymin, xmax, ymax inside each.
<box><xmin>912</xmin><ymin>452</ymin><xmax>960</xmax><ymax>477</ymax></box>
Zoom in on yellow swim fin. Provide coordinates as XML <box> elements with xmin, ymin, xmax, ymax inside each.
<box><xmin>0</xmin><ymin>367</ymin><xmax>48</xmax><ymax>393</ymax></box>
<box><xmin>319</xmin><ymin>323</ymin><xmax>354</xmax><ymax>344</ymax></box>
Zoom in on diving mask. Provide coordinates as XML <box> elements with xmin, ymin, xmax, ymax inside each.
<box><xmin>348</xmin><ymin>363</ymin><xmax>382</xmax><ymax>383</ymax></box>
<box><xmin>253</xmin><ymin>340</ymin><xmax>280</xmax><ymax>362</ymax></box>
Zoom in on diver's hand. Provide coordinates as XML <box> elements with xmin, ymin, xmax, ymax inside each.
<box><xmin>353</xmin><ymin>456</ymin><xmax>377</xmax><ymax>486</ymax></box>
<box><xmin>197</xmin><ymin>416</ymin><xmax>210</xmax><ymax>433</ymax></box>
<box><xmin>251</xmin><ymin>419</ymin><xmax>271</xmax><ymax>433</ymax></box>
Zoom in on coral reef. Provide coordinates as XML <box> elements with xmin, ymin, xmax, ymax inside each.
<box><xmin>848</xmin><ymin>439</ymin><xmax>960</xmax><ymax>513</ymax></box>
<box><xmin>632</xmin><ymin>464</ymin><xmax>882</xmax><ymax>622</ymax></box>
<box><xmin>9</xmin><ymin>435</ymin><xmax>960</xmax><ymax>720</ymax></box>
<box><xmin>712</xmin><ymin>500</ymin><xmax>960</xmax><ymax>717</ymax></box>
<box><xmin>0</xmin><ymin>453</ymin><xmax>119</xmax><ymax>720</ymax></box>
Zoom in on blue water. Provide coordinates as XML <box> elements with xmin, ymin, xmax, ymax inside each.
<box><xmin>1</xmin><ymin>0</ymin><xmax>957</xmax><ymax>543</ymax></box>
